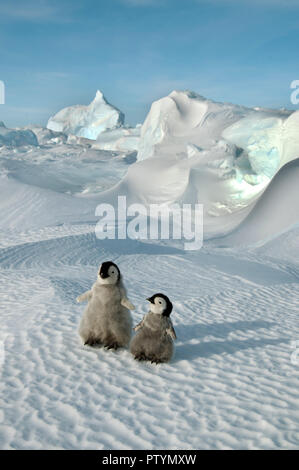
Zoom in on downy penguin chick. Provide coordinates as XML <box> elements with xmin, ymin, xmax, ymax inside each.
<box><xmin>130</xmin><ymin>293</ymin><xmax>176</xmax><ymax>364</ymax></box>
<box><xmin>77</xmin><ymin>261</ymin><xmax>134</xmax><ymax>350</ymax></box>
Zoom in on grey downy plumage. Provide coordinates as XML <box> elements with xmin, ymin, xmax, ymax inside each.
<box><xmin>78</xmin><ymin>261</ymin><xmax>135</xmax><ymax>350</ymax></box>
<box><xmin>130</xmin><ymin>293</ymin><xmax>176</xmax><ymax>364</ymax></box>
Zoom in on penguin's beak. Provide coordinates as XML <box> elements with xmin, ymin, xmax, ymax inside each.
<box><xmin>146</xmin><ymin>297</ymin><xmax>153</xmax><ymax>303</ymax></box>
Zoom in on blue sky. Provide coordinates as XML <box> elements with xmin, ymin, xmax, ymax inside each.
<box><xmin>1</xmin><ymin>0</ymin><xmax>299</xmax><ymax>127</ymax></box>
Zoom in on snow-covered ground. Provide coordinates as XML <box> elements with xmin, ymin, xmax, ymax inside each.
<box><xmin>0</xmin><ymin>91</ymin><xmax>298</xmax><ymax>450</ymax></box>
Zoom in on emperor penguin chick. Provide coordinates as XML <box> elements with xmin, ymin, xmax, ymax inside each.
<box><xmin>130</xmin><ymin>293</ymin><xmax>177</xmax><ymax>364</ymax></box>
<box><xmin>77</xmin><ymin>261</ymin><xmax>135</xmax><ymax>350</ymax></box>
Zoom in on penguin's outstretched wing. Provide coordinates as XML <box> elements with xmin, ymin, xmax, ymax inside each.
<box><xmin>133</xmin><ymin>315</ymin><xmax>146</xmax><ymax>332</ymax></box>
<box><xmin>76</xmin><ymin>290</ymin><xmax>92</xmax><ymax>303</ymax></box>
<box><xmin>119</xmin><ymin>283</ymin><xmax>135</xmax><ymax>310</ymax></box>
<box><xmin>121</xmin><ymin>297</ymin><xmax>135</xmax><ymax>310</ymax></box>
<box><xmin>166</xmin><ymin>319</ymin><xmax>177</xmax><ymax>340</ymax></box>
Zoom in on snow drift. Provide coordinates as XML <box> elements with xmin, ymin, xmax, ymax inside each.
<box><xmin>47</xmin><ymin>90</ymin><xmax>125</xmax><ymax>140</ymax></box>
<box><xmin>223</xmin><ymin>110</ymin><xmax>299</xmax><ymax>178</ymax></box>
<box><xmin>217</xmin><ymin>158</ymin><xmax>299</xmax><ymax>247</ymax></box>
<box><xmin>94</xmin><ymin>90</ymin><xmax>298</xmax><ymax>240</ymax></box>
<box><xmin>137</xmin><ymin>90</ymin><xmax>272</xmax><ymax>161</ymax></box>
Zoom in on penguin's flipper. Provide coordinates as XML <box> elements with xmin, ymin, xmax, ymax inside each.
<box><xmin>133</xmin><ymin>316</ymin><xmax>145</xmax><ymax>332</ymax></box>
<box><xmin>166</xmin><ymin>324</ymin><xmax>177</xmax><ymax>339</ymax></box>
<box><xmin>121</xmin><ymin>297</ymin><xmax>135</xmax><ymax>310</ymax></box>
<box><xmin>77</xmin><ymin>290</ymin><xmax>92</xmax><ymax>303</ymax></box>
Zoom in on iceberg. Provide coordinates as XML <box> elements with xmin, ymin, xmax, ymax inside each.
<box><xmin>47</xmin><ymin>90</ymin><xmax>125</xmax><ymax>140</ymax></box>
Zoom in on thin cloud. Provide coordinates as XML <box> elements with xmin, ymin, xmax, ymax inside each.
<box><xmin>122</xmin><ymin>0</ymin><xmax>299</xmax><ymax>6</ymax></box>
<box><xmin>199</xmin><ymin>0</ymin><xmax>299</xmax><ymax>5</ymax></box>
<box><xmin>0</xmin><ymin>0</ymin><xmax>75</xmax><ymax>22</ymax></box>
<box><xmin>35</xmin><ymin>72</ymin><xmax>71</xmax><ymax>81</ymax></box>
<box><xmin>119</xmin><ymin>0</ymin><xmax>161</xmax><ymax>6</ymax></box>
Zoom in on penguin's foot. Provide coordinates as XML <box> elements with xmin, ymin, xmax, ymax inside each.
<box><xmin>84</xmin><ymin>338</ymin><xmax>101</xmax><ymax>347</ymax></box>
<box><xmin>134</xmin><ymin>352</ymin><xmax>146</xmax><ymax>361</ymax></box>
<box><xmin>150</xmin><ymin>356</ymin><xmax>164</xmax><ymax>364</ymax></box>
<box><xmin>105</xmin><ymin>341</ymin><xmax>120</xmax><ymax>350</ymax></box>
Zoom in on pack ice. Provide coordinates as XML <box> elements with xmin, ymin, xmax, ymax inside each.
<box><xmin>0</xmin><ymin>121</ymin><xmax>38</xmax><ymax>147</ymax></box>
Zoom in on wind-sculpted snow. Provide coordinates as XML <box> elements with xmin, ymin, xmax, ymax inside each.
<box><xmin>137</xmin><ymin>90</ymin><xmax>296</xmax><ymax>175</ymax></box>
<box><xmin>0</xmin><ymin>139</ymin><xmax>134</xmax><ymax>197</ymax></box>
<box><xmin>47</xmin><ymin>90</ymin><xmax>125</xmax><ymax>140</ymax></box>
<box><xmin>137</xmin><ymin>90</ymin><xmax>257</xmax><ymax>162</ymax></box>
<box><xmin>97</xmin><ymin>90</ymin><xmax>298</xmax><ymax>240</ymax></box>
<box><xmin>223</xmin><ymin>111</ymin><xmax>299</xmax><ymax>179</ymax></box>
<box><xmin>96</xmin><ymin>144</ymin><xmax>267</xmax><ymax>239</ymax></box>
<box><xmin>42</xmin><ymin>88</ymin><xmax>299</xmax><ymax>240</ymax></box>
<box><xmin>0</xmin><ymin>223</ymin><xmax>298</xmax><ymax>449</ymax></box>
<box><xmin>215</xmin><ymin>159</ymin><xmax>299</xmax><ymax>247</ymax></box>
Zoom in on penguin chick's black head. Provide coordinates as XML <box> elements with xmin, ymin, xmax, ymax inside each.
<box><xmin>146</xmin><ymin>293</ymin><xmax>173</xmax><ymax>317</ymax></box>
<box><xmin>99</xmin><ymin>261</ymin><xmax>120</xmax><ymax>280</ymax></box>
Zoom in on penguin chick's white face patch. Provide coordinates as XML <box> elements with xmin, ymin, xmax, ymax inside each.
<box><xmin>150</xmin><ymin>296</ymin><xmax>167</xmax><ymax>315</ymax></box>
<box><xmin>97</xmin><ymin>261</ymin><xmax>120</xmax><ymax>285</ymax></box>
